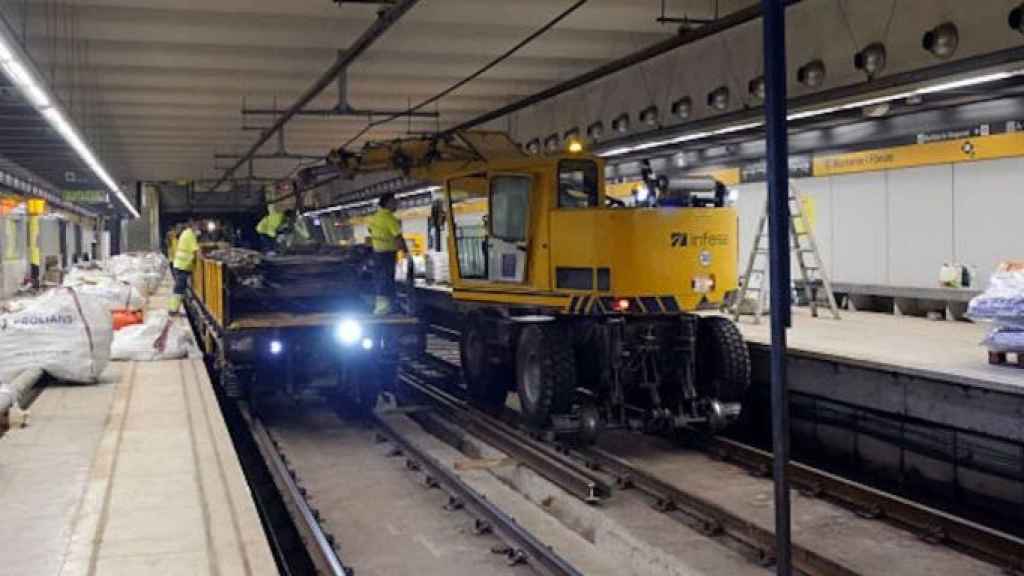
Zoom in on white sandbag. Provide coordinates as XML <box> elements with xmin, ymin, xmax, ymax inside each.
<box><xmin>395</xmin><ymin>258</ymin><xmax>408</xmax><ymax>282</ymax></box>
<box><xmin>118</xmin><ymin>271</ymin><xmax>163</xmax><ymax>296</ymax></box>
<box><xmin>0</xmin><ymin>288</ymin><xmax>113</xmax><ymax>383</ymax></box>
<box><xmin>66</xmin><ymin>278</ymin><xmax>144</xmax><ymax>312</ymax></box>
<box><xmin>63</xmin><ymin>266</ymin><xmax>115</xmax><ymax>287</ymax></box>
<box><xmin>412</xmin><ymin>255</ymin><xmax>427</xmax><ymax>278</ymax></box>
<box><xmin>424</xmin><ymin>251</ymin><xmax>450</xmax><ymax>284</ymax></box>
<box><xmin>111</xmin><ymin>315</ymin><xmax>192</xmax><ymax>361</ymax></box>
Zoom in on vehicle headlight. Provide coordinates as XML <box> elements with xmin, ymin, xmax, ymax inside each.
<box><xmin>335</xmin><ymin>319</ymin><xmax>363</xmax><ymax>345</ymax></box>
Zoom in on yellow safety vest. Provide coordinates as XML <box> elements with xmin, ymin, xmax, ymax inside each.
<box><xmin>256</xmin><ymin>211</ymin><xmax>285</xmax><ymax>238</ymax></box>
<box><xmin>173</xmin><ymin>228</ymin><xmax>199</xmax><ymax>272</ymax></box>
<box><xmin>28</xmin><ymin>216</ymin><xmax>41</xmax><ymax>266</ymax></box>
<box><xmin>369</xmin><ymin>208</ymin><xmax>402</xmax><ymax>252</ymax></box>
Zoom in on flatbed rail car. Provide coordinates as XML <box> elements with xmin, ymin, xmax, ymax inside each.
<box><xmin>186</xmin><ymin>253</ymin><xmax>424</xmax><ymax>409</ymax></box>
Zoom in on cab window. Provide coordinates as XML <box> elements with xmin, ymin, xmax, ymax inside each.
<box><xmin>557</xmin><ymin>159</ymin><xmax>599</xmax><ymax>208</ymax></box>
<box><xmin>489</xmin><ymin>175</ymin><xmax>530</xmax><ymax>241</ymax></box>
<box><xmin>448</xmin><ymin>174</ymin><xmax>488</xmax><ymax>279</ymax></box>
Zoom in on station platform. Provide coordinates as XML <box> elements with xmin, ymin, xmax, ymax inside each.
<box><xmin>718</xmin><ymin>306</ymin><xmax>1018</xmax><ymax>393</ymax></box>
<box><xmin>0</xmin><ymin>290</ymin><xmax>275</xmax><ymax>575</ymax></box>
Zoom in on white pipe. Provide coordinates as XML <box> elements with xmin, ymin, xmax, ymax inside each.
<box><xmin>0</xmin><ymin>368</ymin><xmax>44</xmax><ymax>423</ymax></box>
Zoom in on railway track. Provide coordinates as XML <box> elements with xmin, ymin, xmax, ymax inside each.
<box><xmin>224</xmin><ymin>329</ymin><xmax>1022</xmax><ymax>576</ymax></box>
<box><xmin>237</xmin><ymin>403</ymin><xmax>351</xmax><ymax>576</ymax></box>
<box><xmin>409</xmin><ymin>333</ymin><xmax>1024</xmax><ymax>575</ymax></box>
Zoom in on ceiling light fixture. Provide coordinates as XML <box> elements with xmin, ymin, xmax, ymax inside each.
<box><xmin>797</xmin><ymin>59</ymin><xmax>826</xmax><ymax>87</ymax></box>
<box><xmin>586</xmin><ymin>122</ymin><xmax>605</xmax><ymax>141</ymax></box>
<box><xmin>707</xmin><ymin>86</ymin><xmax>730</xmax><ymax>110</ymax></box>
<box><xmin>922</xmin><ymin>22</ymin><xmax>959</xmax><ymax>59</ymax></box>
<box><xmin>525</xmin><ymin>139</ymin><xmax>541</xmax><ymax>155</ymax></box>
<box><xmin>748</xmin><ymin>76</ymin><xmax>766</xmax><ymax>102</ymax></box>
<box><xmin>671</xmin><ymin>96</ymin><xmax>692</xmax><ymax>119</ymax></box>
<box><xmin>612</xmin><ymin>114</ymin><xmax>631</xmax><ymax>133</ymax></box>
<box><xmin>0</xmin><ymin>26</ymin><xmax>139</xmax><ymax>218</ymax></box>
<box><xmin>854</xmin><ymin>42</ymin><xmax>887</xmax><ymax>79</ymax></box>
<box><xmin>544</xmin><ymin>134</ymin><xmax>561</xmax><ymax>153</ymax></box>
<box><xmin>639</xmin><ymin>106</ymin><xmax>659</xmax><ymax>127</ymax></box>
<box><xmin>1010</xmin><ymin>4</ymin><xmax>1023</xmax><ymax>34</ymax></box>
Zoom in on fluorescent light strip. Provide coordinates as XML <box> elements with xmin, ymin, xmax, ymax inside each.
<box><xmin>305</xmin><ymin>185</ymin><xmax>440</xmax><ymax>217</ymax></box>
<box><xmin>0</xmin><ymin>31</ymin><xmax>139</xmax><ymax>218</ymax></box>
<box><xmin>599</xmin><ymin>68</ymin><xmax>1024</xmax><ymax>158</ymax></box>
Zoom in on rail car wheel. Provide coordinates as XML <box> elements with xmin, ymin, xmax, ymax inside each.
<box><xmin>460</xmin><ymin>320</ymin><xmax>508</xmax><ymax>413</ymax></box>
<box><xmin>516</xmin><ymin>324</ymin><xmax>576</xmax><ymax>428</ymax></box>
<box><xmin>696</xmin><ymin>316</ymin><xmax>751</xmax><ymax>404</ymax></box>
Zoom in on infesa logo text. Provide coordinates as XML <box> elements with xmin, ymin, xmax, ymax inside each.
<box><xmin>670</xmin><ymin>232</ymin><xmax>729</xmax><ymax>248</ymax></box>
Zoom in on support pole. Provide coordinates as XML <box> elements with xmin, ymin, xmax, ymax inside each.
<box><xmin>761</xmin><ymin>0</ymin><xmax>792</xmax><ymax>574</ymax></box>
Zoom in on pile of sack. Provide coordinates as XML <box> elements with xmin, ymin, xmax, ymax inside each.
<box><xmin>967</xmin><ymin>261</ymin><xmax>1024</xmax><ymax>354</ymax></box>
<box><xmin>424</xmin><ymin>251</ymin><xmax>450</xmax><ymax>285</ymax></box>
<box><xmin>0</xmin><ymin>288</ymin><xmax>113</xmax><ymax>384</ymax></box>
<box><xmin>395</xmin><ymin>254</ymin><xmax>426</xmax><ymax>283</ymax></box>
<box><xmin>110</xmin><ymin>311</ymin><xmax>195</xmax><ymax>361</ymax></box>
<box><xmin>62</xmin><ymin>252</ymin><xmax>170</xmax><ymax>314</ymax></box>
<box><xmin>105</xmin><ymin>253</ymin><xmax>168</xmax><ymax>296</ymax></box>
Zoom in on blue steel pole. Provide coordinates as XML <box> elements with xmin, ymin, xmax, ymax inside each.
<box><xmin>761</xmin><ymin>0</ymin><xmax>792</xmax><ymax>574</ymax></box>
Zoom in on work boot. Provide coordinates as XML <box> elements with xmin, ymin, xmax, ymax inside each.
<box><xmin>373</xmin><ymin>296</ymin><xmax>392</xmax><ymax>316</ymax></box>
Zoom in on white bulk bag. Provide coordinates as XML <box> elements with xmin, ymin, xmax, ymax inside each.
<box><xmin>0</xmin><ymin>288</ymin><xmax>113</xmax><ymax>383</ymax></box>
<box><xmin>63</xmin><ymin>266</ymin><xmax>115</xmax><ymax>287</ymax></box>
<box><xmin>111</xmin><ymin>315</ymin><xmax>192</xmax><ymax>361</ymax></box>
<box><xmin>70</xmin><ymin>278</ymin><xmax>145</xmax><ymax>312</ymax></box>
<box><xmin>424</xmin><ymin>252</ymin><xmax>450</xmax><ymax>284</ymax></box>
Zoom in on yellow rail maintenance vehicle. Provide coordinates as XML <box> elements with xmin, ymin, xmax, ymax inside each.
<box><xmin>187</xmin><ymin>245</ymin><xmax>423</xmax><ymax>414</ymax></box>
<box><xmin>327</xmin><ymin>131</ymin><xmax>749</xmax><ymax>442</ymax></box>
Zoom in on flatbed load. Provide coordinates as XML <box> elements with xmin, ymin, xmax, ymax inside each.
<box><xmin>187</xmin><ymin>245</ymin><xmax>423</xmax><ymax>408</ymax></box>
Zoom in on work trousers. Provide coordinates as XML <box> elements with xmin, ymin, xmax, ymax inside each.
<box><xmin>375</xmin><ymin>250</ymin><xmax>397</xmax><ymax>303</ymax></box>
<box><xmin>172</xmin><ymin>268</ymin><xmax>190</xmax><ymax>295</ymax></box>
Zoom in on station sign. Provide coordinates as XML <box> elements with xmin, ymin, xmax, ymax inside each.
<box><xmin>62</xmin><ymin>189</ymin><xmax>109</xmax><ymax>204</ymax></box>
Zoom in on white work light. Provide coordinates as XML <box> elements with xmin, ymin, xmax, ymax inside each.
<box><xmin>269</xmin><ymin>340</ymin><xmax>283</xmax><ymax>355</ymax></box>
<box><xmin>336</xmin><ymin>319</ymin><xmax>363</xmax><ymax>345</ymax></box>
<box><xmin>361</xmin><ymin>338</ymin><xmax>374</xmax><ymax>350</ymax></box>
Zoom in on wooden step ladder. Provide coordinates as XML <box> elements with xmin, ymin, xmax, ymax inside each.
<box><xmin>731</xmin><ymin>182</ymin><xmax>841</xmax><ymax>324</ymax></box>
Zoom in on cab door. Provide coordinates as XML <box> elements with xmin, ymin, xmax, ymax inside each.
<box><xmin>487</xmin><ymin>174</ymin><xmax>531</xmax><ymax>283</ymax></box>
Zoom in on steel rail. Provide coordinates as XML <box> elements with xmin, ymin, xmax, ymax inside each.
<box><xmin>208</xmin><ymin>0</ymin><xmax>421</xmax><ymax>192</ymax></box>
<box><xmin>706</xmin><ymin>436</ymin><xmax>1024</xmax><ymax>573</ymax></box>
<box><xmin>575</xmin><ymin>445</ymin><xmax>860</xmax><ymax>576</ymax></box>
<box><xmin>413</xmin><ymin>337</ymin><xmax>1022</xmax><ymax>572</ymax></box>
<box><xmin>399</xmin><ymin>367</ymin><xmax>612</xmax><ymax>503</ymax></box>
<box><xmin>243</xmin><ymin>408</ymin><xmax>350</xmax><ymax>576</ymax></box>
<box><xmin>373</xmin><ymin>411</ymin><xmax>584</xmax><ymax>576</ymax></box>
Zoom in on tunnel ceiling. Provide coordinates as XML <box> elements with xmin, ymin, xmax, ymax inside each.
<box><xmin>2</xmin><ymin>0</ymin><xmax>767</xmax><ymax>184</ymax></box>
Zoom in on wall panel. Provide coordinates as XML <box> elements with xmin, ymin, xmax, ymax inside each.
<box><xmin>831</xmin><ymin>172</ymin><xmax>888</xmax><ymax>285</ymax></box>
<box><xmin>887</xmin><ymin>165</ymin><xmax>954</xmax><ymax>287</ymax></box>
<box><xmin>953</xmin><ymin>157</ymin><xmax>1024</xmax><ymax>283</ymax></box>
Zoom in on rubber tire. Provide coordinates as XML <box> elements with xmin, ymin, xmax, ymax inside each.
<box><xmin>460</xmin><ymin>319</ymin><xmax>508</xmax><ymax>413</ymax></box>
<box><xmin>516</xmin><ymin>324</ymin><xmax>576</xmax><ymax>428</ymax></box>
<box><xmin>696</xmin><ymin>316</ymin><xmax>751</xmax><ymax>403</ymax></box>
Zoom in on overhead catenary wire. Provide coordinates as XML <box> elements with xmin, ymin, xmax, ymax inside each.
<box><xmin>206</xmin><ymin>0</ymin><xmax>423</xmax><ymax>193</ymax></box>
<box><xmin>339</xmin><ymin>0</ymin><xmax>590</xmax><ymax>151</ymax></box>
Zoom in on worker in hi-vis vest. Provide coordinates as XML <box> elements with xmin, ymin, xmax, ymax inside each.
<box><xmin>369</xmin><ymin>193</ymin><xmax>408</xmax><ymax>315</ymax></box>
<box><xmin>169</xmin><ymin>220</ymin><xmax>200</xmax><ymax>314</ymax></box>
<box><xmin>28</xmin><ymin>214</ymin><xmax>41</xmax><ymax>290</ymax></box>
<box><xmin>255</xmin><ymin>205</ymin><xmax>285</xmax><ymax>253</ymax></box>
